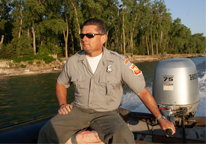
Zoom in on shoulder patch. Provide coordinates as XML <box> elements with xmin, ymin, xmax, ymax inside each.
<box><xmin>129</xmin><ymin>64</ymin><xmax>142</xmax><ymax>76</ymax></box>
<box><xmin>124</xmin><ymin>59</ymin><xmax>129</xmax><ymax>65</ymax></box>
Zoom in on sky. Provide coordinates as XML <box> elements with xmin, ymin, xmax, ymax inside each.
<box><xmin>164</xmin><ymin>0</ymin><xmax>206</xmax><ymax>37</ymax></box>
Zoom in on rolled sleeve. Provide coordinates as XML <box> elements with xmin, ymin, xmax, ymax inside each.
<box><xmin>57</xmin><ymin>60</ymin><xmax>71</xmax><ymax>88</ymax></box>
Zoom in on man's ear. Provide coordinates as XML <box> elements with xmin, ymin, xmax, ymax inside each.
<box><xmin>101</xmin><ymin>34</ymin><xmax>107</xmax><ymax>44</ymax></box>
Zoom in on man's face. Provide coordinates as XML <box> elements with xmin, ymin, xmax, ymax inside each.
<box><xmin>81</xmin><ymin>25</ymin><xmax>107</xmax><ymax>57</ymax></box>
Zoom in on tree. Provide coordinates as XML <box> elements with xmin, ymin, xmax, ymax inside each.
<box><xmin>1</xmin><ymin>0</ymin><xmax>205</xmax><ymax>59</ymax></box>
<box><xmin>104</xmin><ymin>0</ymin><xmax>120</xmax><ymax>52</ymax></box>
<box><xmin>153</xmin><ymin>0</ymin><xmax>171</xmax><ymax>54</ymax></box>
<box><xmin>71</xmin><ymin>0</ymin><xmax>82</xmax><ymax>50</ymax></box>
<box><xmin>192</xmin><ymin>33</ymin><xmax>206</xmax><ymax>53</ymax></box>
<box><xmin>0</xmin><ymin>19</ymin><xmax>7</xmax><ymax>49</ymax></box>
<box><xmin>11</xmin><ymin>0</ymin><xmax>25</xmax><ymax>57</ymax></box>
<box><xmin>62</xmin><ymin>0</ymin><xmax>69</xmax><ymax>58</ymax></box>
<box><xmin>24</xmin><ymin>0</ymin><xmax>45</xmax><ymax>55</ymax></box>
<box><xmin>139</xmin><ymin>0</ymin><xmax>151</xmax><ymax>55</ymax></box>
<box><xmin>128</xmin><ymin>0</ymin><xmax>140</xmax><ymax>55</ymax></box>
<box><xmin>35</xmin><ymin>0</ymin><xmax>67</xmax><ymax>55</ymax></box>
<box><xmin>0</xmin><ymin>0</ymin><xmax>13</xmax><ymax>49</ymax></box>
<box><xmin>121</xmin><ymin>0</ymin><xmax>126</xmax><ymax>54</ymax></box>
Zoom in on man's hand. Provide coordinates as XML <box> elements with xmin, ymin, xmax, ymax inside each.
<box><xmin>159</xmin><ymin>119</ymin><xmax>176</xmax><ymax>137</ymax></box>
<box><xmin>58</xmin><ymin>104</ymin><xmax>73</xmax><ymax>114</ymax></box>
<box><xmin>137</xmin><ymin>88</ymin><xmax>176</xmax><ymax>136</ymax></box>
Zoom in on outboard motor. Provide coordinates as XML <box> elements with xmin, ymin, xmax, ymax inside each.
<box><xmin>153</xmin><ymin>58</ymin><xmax>199</xmax><ymax>127</ymax></box>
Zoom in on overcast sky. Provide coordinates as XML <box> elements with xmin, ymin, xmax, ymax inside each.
<box><xmin>164</xmin><ymin>0</ymin><xmax>206</xmax><ymax>36</ymax></box>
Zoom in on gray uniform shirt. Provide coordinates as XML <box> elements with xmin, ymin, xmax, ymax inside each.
<box><xmin>57</xmin><ymin>47</ymin><xmax>145</xmax><ymax>112</ymax></box>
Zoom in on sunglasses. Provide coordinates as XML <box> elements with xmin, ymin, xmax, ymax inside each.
<box><xmin>80</xmin><ymin>33</ymin><xmax>104</xmax><ymax>39</ymax></box>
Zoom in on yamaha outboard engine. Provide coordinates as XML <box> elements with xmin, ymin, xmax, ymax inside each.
<box><xmin>153</xmin><ymin>58</ymin><xmax>199</xmax><ymax>126</ymax></box>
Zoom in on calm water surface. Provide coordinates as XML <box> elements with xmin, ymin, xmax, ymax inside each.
<box><xmin>0</xmin><ymin>73</ymin><xmax>74</xmax><ymax>126</ymax></box>
<box><xmin>0</xmin><ymin>57</ymin><xmax>205</xmax><ymax>126</ymax></box>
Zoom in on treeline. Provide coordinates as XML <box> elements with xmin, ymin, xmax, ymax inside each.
<box><xmin>0</xmin><ymin>0</ymin><xmax>205</xmax><ymax>59</ymax></box>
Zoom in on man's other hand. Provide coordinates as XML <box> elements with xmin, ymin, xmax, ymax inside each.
<box><xmin>58</xmin><ymin>104</ymin><xmax>73</xmax><ymax>114</ymax></box>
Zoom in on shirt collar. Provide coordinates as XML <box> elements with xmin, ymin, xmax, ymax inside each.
<box><xmin>102</xmin><ymin>47</ymin><xmax>113</xmax><ymax>64</ymax></box>
<box><xmin>78</xmin><ymin>47</ymin><xmax>114</xmax><ymax>63</ymax></box>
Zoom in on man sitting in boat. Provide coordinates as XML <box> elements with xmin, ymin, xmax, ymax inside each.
<box><xmin>38</xmin><ymin>18</ymin><xmax>175</xmax><ymax>144</ymax></box>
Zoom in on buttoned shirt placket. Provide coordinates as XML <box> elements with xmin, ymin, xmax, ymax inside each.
<box><xmin>81</xmin><ymin>56</ymin><xmax>105</xmax><ymax>109</ymax></box>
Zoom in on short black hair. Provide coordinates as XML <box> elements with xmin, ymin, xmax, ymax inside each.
<box><xmin>82</xmin><ymin>18</ymin><xmax>107</xmax><ymax>34</ymax></box>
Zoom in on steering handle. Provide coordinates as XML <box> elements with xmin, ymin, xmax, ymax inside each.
<box><xmin>165</xmin><ymin>129</ymin><xmax>173</xmax><ymax>136</ymax></box>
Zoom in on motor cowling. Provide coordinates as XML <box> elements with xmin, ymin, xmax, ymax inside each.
<box><xmin>153</xmin><ymin>58</ymin><xmax>199</xmax><ymax>126</ymax></box>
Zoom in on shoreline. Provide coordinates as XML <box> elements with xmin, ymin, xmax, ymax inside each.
<box><xmin>126</xmin><ymin>53</ymin><xmax>206</xmax><ymax>63</ymax></box>
<box><xmin>0</xmin><ymin>53</ymin><xmax>205</xmax><ymax>77</ymax></box>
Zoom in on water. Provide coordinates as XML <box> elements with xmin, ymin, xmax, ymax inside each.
<box><xmin>0</xmin><ymin>56</ymin><xmax>205</xmax><ymax>127</ymax></box>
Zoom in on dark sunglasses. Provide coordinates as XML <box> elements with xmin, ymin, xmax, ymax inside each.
<box><xmin>80</xmin><ymin>33</ymin><xmax>104</xmax><ymax>39</ymax></box>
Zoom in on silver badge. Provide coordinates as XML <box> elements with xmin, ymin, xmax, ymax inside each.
<box><xmin>107</xmin><ymin>65</ymin><xmax>113</xmax><ymax>73</ymax></box>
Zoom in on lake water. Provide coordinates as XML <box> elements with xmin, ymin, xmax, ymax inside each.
<box><xmin>0</xmin><ymin>56</ymin><xmax>205</xmax><ymax>127</ymax></box>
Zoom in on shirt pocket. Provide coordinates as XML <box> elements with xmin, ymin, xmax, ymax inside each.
<box><xmin>71</xmin><ymin>75</ymin><xmax>87</xmax><ymax>94</ymax></box>
<box><xmin>99</xmin><ymin>75</ymin><xmax>118</xmax><ymax>96</ymax></box>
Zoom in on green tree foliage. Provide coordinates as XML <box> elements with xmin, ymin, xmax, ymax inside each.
<box><xmin>0</xmin><ymin>0</ymin><xmax>14</xmax><ymax>48</ymax></box>
<box><xmin>0</xmin><ymin>0</ymin><xmax>205</xmax><ymax>60</ymax></box>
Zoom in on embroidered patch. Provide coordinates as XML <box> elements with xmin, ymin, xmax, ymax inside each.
<box><xmin>129</xmin><ymin>64</ymin><xmax>142</xmax><ymax>75</ymax></box>
<box><xmin>124</xmin><ymin>59</ymin><xmax>129</xmax><ymax>65</ymax></box>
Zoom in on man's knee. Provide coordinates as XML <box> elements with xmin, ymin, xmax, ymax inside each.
<box><xmin>38</xmin><ymin>121</ymin><xmax>59</xmax><ymax>143</ymax></box>
<box><xmin>38</xmin><ymin>123</ymin><xmax>49</xmax><ymax>143</ymax></box>
<box><xmin>104</xmin><ymin>123</ymin><xmax>134</xmax><ymax>143</ymax></box>
<box><xmin>115</xmin><ymin>122</ymin><xmax>132</xmax><ymax>135</ymax></box>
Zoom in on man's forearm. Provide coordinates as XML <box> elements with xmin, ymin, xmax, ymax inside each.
<box><xmin>138</xmin><ymin>87</ymin><xmax>162</xmax><ymax>119</ymax></box>
<box><xmin>138</xmin><ymin>87</ymin><xmax>176</xmax><ymax>136</ymax></box>
<box><xmin>56</xmin><ymin>82</ymin><xmax>67</xmax><ymax>107</ymax></box>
